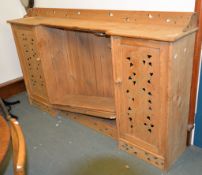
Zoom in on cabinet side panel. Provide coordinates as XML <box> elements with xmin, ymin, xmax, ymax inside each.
<box><xmin>11</xmin><ymin>24</ymin><xmax>32</xmax><ymax>100</ymax></box>
<box><xmin>35</xmin><ymin>26</ymin><xmax>65</xmax><ymax>102</ymax></box>
<box><xmin>11</xmin><ymin>25</ymin><xmax>48</xmax><ymax>102</ymax></box>
<box><xmin>167</xmin><ymin>33</ymin><xmax>196</xmax><ymax>168</ymax></box>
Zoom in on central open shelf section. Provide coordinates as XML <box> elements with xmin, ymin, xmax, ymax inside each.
<box><xmin>37</xmin><ymin>26</ymin><xmax>115</xmax><ymax>119</ymax></box>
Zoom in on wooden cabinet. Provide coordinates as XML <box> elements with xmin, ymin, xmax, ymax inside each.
<box><xmin>8</xmin><ymin>8</ymin><xmax>198</xmax><ymax>170</ymax></box>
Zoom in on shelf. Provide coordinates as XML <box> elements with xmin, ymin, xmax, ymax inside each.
<box><xmin>53</xmin><ymin>95</ymin><xmax>116</xmax><ymax>119</ymax></box>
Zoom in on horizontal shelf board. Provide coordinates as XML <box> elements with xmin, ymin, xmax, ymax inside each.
<box><xmin>53</xmin><ymin>95</ymin><xmax>116</xmax><ymax>119</ymax></box>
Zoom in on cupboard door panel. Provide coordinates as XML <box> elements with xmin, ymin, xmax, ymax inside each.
<box><xmin>121</xmin><ymin>45</ymin><xmax>161</xmax><ymax>152</ymax></box>
<box><xmin>13</xmin><ymin>26</ymin><xmax>47</xmax><ymax>100</ymax></box>
<box><xmin>112</xmin><ymin>37</ymin><xmax>165</xmax><ymax>156</ymax></box>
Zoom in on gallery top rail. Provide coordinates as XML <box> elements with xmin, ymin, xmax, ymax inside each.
<box><xmin>8</xmin><ymin>8</ymin><xmax>198</xmax><ymax>42</ymax></box>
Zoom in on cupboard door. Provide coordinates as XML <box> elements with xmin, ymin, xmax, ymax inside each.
<box><xmin>112</xmin><ymin>37</ymin><xmax>167</xmax><ymax>161</ymax></box>
<box><xmin>120</xmin><ymin>44</ymin><xmax>162</xmax><ymax>151</ymax></box>
<box><xmin>13</xmin><ymin>25</ymin><xmax>47</xmax><ymax>100</ymax></box>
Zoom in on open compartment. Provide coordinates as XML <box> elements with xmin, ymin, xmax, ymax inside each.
<box><xmin>36</xmin><ymin>26</ymin><xmax>115</xmax><ymax>119</ymax></box>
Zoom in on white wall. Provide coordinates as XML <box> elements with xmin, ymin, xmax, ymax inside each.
<box><xmin>0</xmin><ymin>0</ymin><xmax>196</xmax><ymax>84</ymax></box>
<box><xmin>0</xmin><ymin>0</ymin><xmax>25</xmax><ymax>84</ymax></box>
<box><xmin>35</xmin><ymin>0</ymin><xmax>195</xmax><ymax>12</ymax></box>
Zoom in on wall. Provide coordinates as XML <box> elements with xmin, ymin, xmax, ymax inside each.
<box><xmin>194</xmin><ymin>53</ymin><xmax>202</xmax><ymax>147</ymax></box>
<box><xmin>0</xmin><ymin>0</ymin><xmax>196</xmax><ymax>84</ymax></box>
<box><xmin>35</xmin><ymin>0</ymin><xmax>195</xmax><ymax>12</ymax></box>
<box><xmin>0</xmin><ymin>0</ymin><xmax>25</xmax><ymax>84</ymax></box>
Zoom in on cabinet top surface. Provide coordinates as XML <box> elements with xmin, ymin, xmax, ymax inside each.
<box><xmin>8</xmin><ymin>8</ymin><xmax>198</xmax><ymax>42</ymax></box>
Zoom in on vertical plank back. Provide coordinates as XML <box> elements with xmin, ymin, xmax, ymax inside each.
<box><xmin>36</xmin><ymin>26</ymin><xmax>114</xmax><ymax>103</ymax></box>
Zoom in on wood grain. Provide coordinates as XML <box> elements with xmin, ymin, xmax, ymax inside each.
<box><xmin>25</xmin><ymin>8</ymin><xmax>197</xmax><ymax>33</ymax></box>
<box><xmin>8</xmin><ymin>16</ymin><xmax>197</xmax><ymax>42</ymax></box>
<box><xmin>9</xmin><ymin>118</ymin><xmax>26</xmax><ymax>175</ymax></box>
<box><xmin>8</xmin><ymin>8</ymin><xmax>198</xmax><ymax>171</ymax></box>
<box><xmin>0</xmin><ymin>115</ymin><xmax>10</xmax><ymax>166</ymax></box>
<box><xmin>11</xmin><ymin>25</ymin><xmax>49</xmax><ymax>104</ymax></box>
<box><xmin>111</xmin><ymin>37</ymin><xmax>168</xmax><ymax>169</ymax></box>
<box><xmin>8</xmin><ymin>8</ymin><xmax>198</xmax><ymax>42</ymax></box>
<box><xmin>61</xmin><ymin>111</ymin><xmax>117</xmax><ymax>139</ymax></box>
<box><xmin>166</xmin><ymin>33</ymin><xmax>196</xmax><ymax>169</ymax></box>
<box><xmin>119</xmin><ymin>139</ymin><xmax>165</xmax><ymax>169</ymax></box>
<box><xmin>54</xmin><ymin>95</ymin><xmax>115</xmax><ymax>119</ymax></box>
<box><xmin>35</xmin><ymin>26</ymin><xmax>114</xmax><ymax>118</ymax></box>
<box><xmin>111</xmin><ymin>34</ymin><xmax>196</xmax><ymax>170</ymax></box>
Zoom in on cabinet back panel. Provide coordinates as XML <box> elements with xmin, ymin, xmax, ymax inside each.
<box><xmin>36</xmin><ymin>27</ymin><xmax>114</xmax><ymax>103</ymax></box>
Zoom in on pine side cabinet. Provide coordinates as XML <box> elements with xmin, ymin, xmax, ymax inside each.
<box><xmin>8</xmin><ymin>8</ymin><xmax>198</xmax><ymax>170</ymax></box>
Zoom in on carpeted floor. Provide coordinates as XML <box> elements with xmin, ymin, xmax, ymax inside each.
<box><xmin>1</xmin><ymin>92</ymin><xmax>202</xmax><ymax>175</ymax></box>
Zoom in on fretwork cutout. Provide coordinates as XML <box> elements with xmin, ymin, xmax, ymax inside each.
<box><xmin>17</xmin><ymin>28</ymin><xmax>47</xmax><ymax>98</ymax></box>
<box><xmin>121</xmin><ymin>45</ymin><xmax>160</xmax><ymax>149</ymax></box>
<box><xmin>119</xmin><ymin>140</ymin><xmax>164</xmax><ymax>169</ymax></box>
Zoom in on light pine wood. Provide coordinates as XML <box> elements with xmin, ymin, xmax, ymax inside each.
<box><xmin>36</xmin><ymin>27</ymin><xmax>114</xmax><ymax>98</ymax></box>
<box><xmin>54</xmin><ymin>95</ymin><xmax>115</xmax><ymax>119</ymax></box>
<box><xmin>30</xmin><ymin>97</ymin><xmax>58</xmax><ymax>116</ymax></box>
<box><xmin>8</xmin><ymin>16</ymin><xmax>197</xmax><ymax>42</ymax></box>
<box><xmin>15</xmin><ymin>26</ymin><xmax>47</xmax><ymax>98</ymax></box>
<box><xmin>10</xmin><ymin>24</ymin><xmax>57</xmax><ymax>116</ymax></box>
<box><xmin>9</xmin><ymin>118</ymin><xmax>26</xmax><ymax>175</ymax></box>
<box><xmin>111</xmin><ymin>34</ymin><xmax>196</xmax><ymax>170</ymax></box>
<box><xmin>35</xmin><ymin>26</ymin><xmax>114</xmax><ymax>119</ymax></box>
<box><xmin>25</xmin><ymin>8</ymin><xmax>197</xmax><ymax>26</ymax></box>
<box><xmin>61</xmin><ymin>112</ymin><xmax>117</xmax><ymax>139</ymax></box>
<box><xmin>8</xmin><ymin>8</ymin><xmax>198</xmax><ymax>171</ymax></box>
<box><xmin>119</xmin><ymin>139</ymin><xmax>165</xmax><ymax>169</ymax></box>
<box><xmin>166</xmin><ymin>33</ymin><xmax>196</xmax><ymax>169</ymax></box>
<box><xmin>0</xmin><ymin>116</ymin><xmax>10</xmax><ymax>166</ymax></box>
<box><xmin>111</xmin><ymin>37</ymin><xmax>169</xmax><ymax>169</ymax></box>
<box><xmin>24</xmin><ymin>8</ymin><xmax>197</xmax><ymax>34</ymax></box>
<box><xmin>8</xmin><ymin>8</ymin><xmax>198</xmax><ymax>42</ymax></box>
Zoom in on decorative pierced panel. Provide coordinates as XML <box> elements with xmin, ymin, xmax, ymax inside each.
<box><xmin>119</xmin><ymin>43</ymin><xmax>162</xmax><ymax>154</ymax></box>
<box><xmin>15</xmin><ymin>26</ymin><xmax>47</xmax><ymax>99</ymax></box>
<box><xmin>62</xmin><ymin>111</ymin><xmax>117</xmax><ymax>139</ymax></box>
<box><xmin>119</xmin><ymin>140</ymin><xmax>164</xmax><ymax>169</ymax></box>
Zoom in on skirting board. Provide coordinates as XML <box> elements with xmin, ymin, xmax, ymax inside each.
<box><xmin>0</xmin><ymin>77</ymin><xmax>26</xmax><ymax>99</ymax></box>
